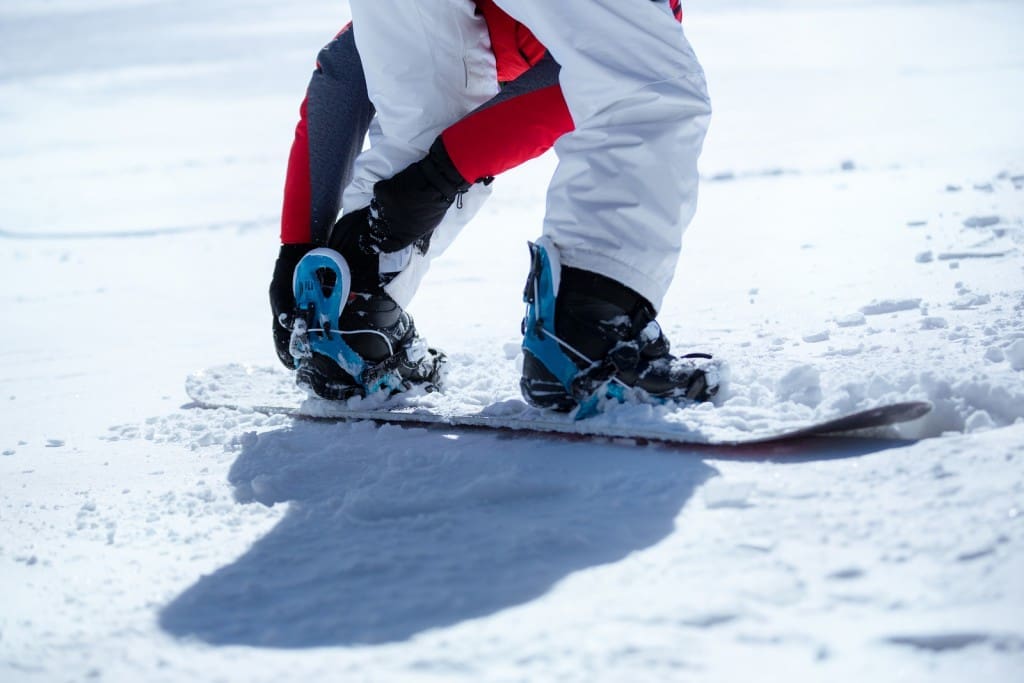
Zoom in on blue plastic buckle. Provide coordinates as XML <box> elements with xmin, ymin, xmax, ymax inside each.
<box><xmin>522</xmin><ymin>239</ymin><xmax>629</xmax><ymax>420</ymax></box>
<box><xmin>292</xmin><ymin>248</ymin><xmax>403</xmax><ymax>396</ymax></box>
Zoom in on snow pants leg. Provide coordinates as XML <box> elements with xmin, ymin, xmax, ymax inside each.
<box><xmin>491</xmin><ymin>0</ymin><xmax>711</xmax><ymax>311</ymax></box>
<box><xmin>345</xmin><ymin>0</ymin><xmax>500</xmax><ymax>308</ymax></box>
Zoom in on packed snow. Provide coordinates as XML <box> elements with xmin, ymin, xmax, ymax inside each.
<box><xmin>1</xmin><ymin>0</ymin><xmax>1023</xmax><ymax>681</ymax></box>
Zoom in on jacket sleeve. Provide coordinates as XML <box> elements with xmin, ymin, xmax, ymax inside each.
<box><xmin>440</xmin><ymin>53</ymin><xmax>573</xmax><ymax>184</ymax></box>
<box><xmin>280</xmin><ymin>24</ymin><xmax>374</xmax><ymax>245</ymax></box>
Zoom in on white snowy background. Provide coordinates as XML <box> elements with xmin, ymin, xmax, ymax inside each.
<box><xmin>2</xmin><ymin>0</ymin><xmax>1023</xmax><ymax>680</ymax></box>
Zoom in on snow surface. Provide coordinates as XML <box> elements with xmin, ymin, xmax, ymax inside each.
<box><xmin>2</xmin><ymin>0</ymin><xmax>1023</xmax><ymax>680</ymax></box>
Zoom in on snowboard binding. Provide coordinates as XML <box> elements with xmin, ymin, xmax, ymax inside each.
<box><xmin>520</xmin><ymin>238</ymin><xmax>720</xmax><ymax>418</ymax></box>
<box><xmin>289</xmin><ymin>248</ymin><xmax>445</xmax><ymax>400</ymax></box>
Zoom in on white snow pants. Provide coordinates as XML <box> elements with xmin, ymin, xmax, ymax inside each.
<box><xmin>348</xmin><ymin>0</ymin><xmax>710</xmax><ymax>311</ymax></box>
<box><xmin>345</xmin><ymin>0</ymin><xmax>499</xmax><ymax>308</ymax></box>
<box><xmin>492</xmin><ymin>0</ymin><xmax>711</xmax><ymax>311</ymax></box>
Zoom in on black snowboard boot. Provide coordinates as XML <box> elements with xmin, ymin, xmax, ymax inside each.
<box><xmin>293</xmin><ymin>281</ymin><xmax>445</xmax><ymax>401</ymax></box>
<box><xmin>289</xmin><ymin>213</ymin><xmax>445</xmax><ymax>400</ymax></box>
<box><xmin>520</xmin><ymin>239</ymin><xmax>719</xmax><ymax>413</ymax></box>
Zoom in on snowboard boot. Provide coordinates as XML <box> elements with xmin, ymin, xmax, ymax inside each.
<box><xmin>288</xmin><ymin>247</ymin><xmax>445</xmax><ymax>400</ymax></box>
<box><xmin>520</xmin><ymin>237</ymin><xmax>720</xmax><ymax>416</ymax></box>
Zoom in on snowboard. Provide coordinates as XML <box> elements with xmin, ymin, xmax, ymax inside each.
<box><xmin>186</xmin><ymin>364</ymin><xmax>932</xmax><ymax>447</ymax></box>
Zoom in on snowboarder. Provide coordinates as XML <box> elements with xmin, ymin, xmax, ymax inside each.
<box><xmin>270</xmin><ymin>0</ymin><xmax>718</xmax><ymax>411</ymax></box>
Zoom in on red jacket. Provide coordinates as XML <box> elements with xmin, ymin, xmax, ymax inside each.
<box><xmin>473</xmin><ymin>0</ymin><xmax>546</xmax><ymax>82</ymax></box>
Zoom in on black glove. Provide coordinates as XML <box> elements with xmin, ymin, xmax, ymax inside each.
<box><xmin>362</xmin><ymin>137</ymin><xmax>473</xmax><ymax>254</ymax></box>
<box><xmin>326</xmin><ymin>207</ymin><xmax>383</xmax><ymax>291</ymax></box>
<box><xmin>269</xmin><ymin>243</ymin><xmax>316</xmax><ymax>368</ymax></box>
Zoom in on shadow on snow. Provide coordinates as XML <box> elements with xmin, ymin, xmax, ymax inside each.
<box><xmin>159</xmin><ymin>419</ymin><xmax>903</xmax><ymax>648</ymax></box>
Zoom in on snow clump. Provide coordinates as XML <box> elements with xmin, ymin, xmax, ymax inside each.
<box><xmin>776</xmin><ymin>365</ymin><xmax>823</xmax><ymax>408</ymax></box>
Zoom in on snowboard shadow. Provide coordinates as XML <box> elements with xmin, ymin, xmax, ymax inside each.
<box><xmin>159</xmin><ymin>420</ymin><xmax>715</xmax><ymax>648</ymax></box>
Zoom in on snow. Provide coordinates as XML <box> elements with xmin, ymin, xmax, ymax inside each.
<box><xmin>1007</xmin><ymin>339</ymin><xmax>1024</xmax><ymax>372</ymax></box>
<box><xmin>1</xmin><ymin>0</ymin><xmax>1023</xmax><ymax>681</ymax></box>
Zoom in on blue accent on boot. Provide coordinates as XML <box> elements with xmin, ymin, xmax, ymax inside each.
<box><xmin>521</xmin><ymin>241</ymin><xmax>647</xmax><ymax>420</ymax></box>
<box><xmin>522</xmin><ymin>242</ymin><xmax>584</xmax><ymax>395</ymax></box>
<box><xmin>293</xmin><ymin>250</ymin><xmax>403</xmax><ymax>395</ymax></box>
<box><xmin>574</xmin><ymin>382</ymin><xmax>627</xmax><ymax>420</ymax></box>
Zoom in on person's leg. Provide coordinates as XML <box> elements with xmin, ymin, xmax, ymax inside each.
<box><xmin>491</xmin><ymin>1</ymin><xmax>717</xmax><ymax>408</ymax></box>
<box><xmin>491</xmin><ymin>0</ymin><xmax>710</xmax><ymax>311</ymax></box>
<box><xmin>346</xmin><ymin>0</ymin><xmax>499</xmax><ymax>189</ymax></box>
<box><xmin>338</xmin><ymin>0</ymin><xmax>499</xmax><ymax>308</ymax></box>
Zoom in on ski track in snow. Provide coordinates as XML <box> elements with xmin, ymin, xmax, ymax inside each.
<box><xmin>2</xmin><ymin>0</ymin><xmax>1024</xmax><ymax>681</ymax></box>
